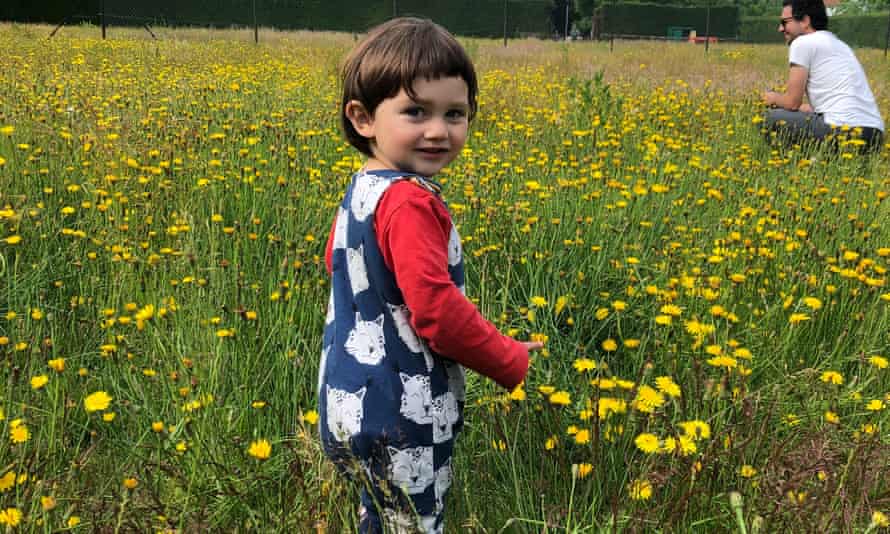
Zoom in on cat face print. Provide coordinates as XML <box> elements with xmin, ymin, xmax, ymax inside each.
<box><xmin>445</xmin><ymin>361</ymin><xmax>466</xmax><ymax>403</ymax></box>
<box><xmin>431</xmin><ymin>392</ymin><xmax>460</xmax><ymax>444</ymax></box>
<box><xmin>387</xmin><ymin>445</ymin><xmax>435</xmax><ymax>495</ymax></box>
<box><xmin>332</xmin><ymin>207</ymin><xmax>348</xmax><ymax>250</ymax></box>
<box><xmin>447</xmin><ymin>226</ymin><xmax>462</xmax><ymax>267</ymax></box>
<box><xmin>344</xmin><ymin>312</ymin><xmax>385</xmax><ymax>366</ymax></box>
<box><xmin>317</xmin><ymin>344</ymin><xmax>330</xmax><ymax>397</ymax></box>
<box><xmin>350</xmin><ymin>174</ymin><xmax>390</xmax><ymax>222</ymax></box>
<box><xmin>325</xmin><ymin>385</ymin><xmax>366</xmax><ymax>442</ymax></box>
<box><xmin>434</xmin><ymin>457</ymin><xmax>453</xmax><ymax>513</ymax></box>
<box><xmin>346</xmin><ymin>244</ymin><xmax>369</xmax><ymax>296</ymax></box>
<box><xmin>399</xmin><ymin>372</ymin><xmax>433</xmax><ymax>425</ymax></box>
<box><xmin>325</xmin><ymin>291</ymin><xmax>335</xmax><ymax>326</ymax></box>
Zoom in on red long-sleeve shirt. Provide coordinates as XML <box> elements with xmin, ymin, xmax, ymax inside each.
<box><xmin>325</xmin><ymin>180</ymin><xmax>528</xmax><ymax>390</ymax></box>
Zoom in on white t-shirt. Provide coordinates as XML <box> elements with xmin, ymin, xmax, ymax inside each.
<box><xmin>789</xmin><ymin>31</ymin><xmax>884</xmax><ymax>131</ymax></box>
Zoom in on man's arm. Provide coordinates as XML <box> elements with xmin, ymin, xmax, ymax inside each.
<box><xmin>762</xmin><ymin>65</ymin><xmax>808</xmax><ymax>111</ymax></box>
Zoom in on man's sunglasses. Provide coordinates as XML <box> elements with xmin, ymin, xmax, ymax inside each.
<box><xmin>779</xmin><ymin>17</ymin><xmax>796</xmax><ymax>28</ymax></box>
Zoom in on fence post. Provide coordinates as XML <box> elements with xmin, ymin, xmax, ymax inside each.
<box><xmin>885</xmin><ymin>9</ymin><xmax>889</xmax><ymax>58</ymax></box>
<box><xmin>564</xmin><ymin>2</ymin><xmax>569</xmax><ymax>40</ymax></box>
<box><xmin>253</xmin><ymin>0</ymin><xmax>258</xmax><ymax>43</ymax></box>
<box><xmin>704</xmin><ymin>4</ymin><xmax>711</xmax><ymax>53</ymax></box>
<box><xmin>503</xmin><ymin>0</ymin><xmax>508</xmax><ymax>47</ymax></box>
<box><xmin>100</xmin><ymin>0</ymin><xmax>106</xmax><ymax>39</ymax></box>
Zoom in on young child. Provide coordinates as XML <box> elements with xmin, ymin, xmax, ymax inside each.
<box><xmin>318</xmin><ymin>17</ymin><xmax>542</xmax><ymax>533</ymax></box>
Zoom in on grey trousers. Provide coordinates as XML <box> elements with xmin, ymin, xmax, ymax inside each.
<box><xmin>764</xmin><ymin>108</ymin><xmax>884</xmax><ymax>153</ymax></box>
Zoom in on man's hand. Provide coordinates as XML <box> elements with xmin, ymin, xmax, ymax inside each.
<box><xmin>762</xmin><ymin>91</ymin><xmax>779</xmax><ymax>107</ymax></box>
<box><xmin>798</xmin><ymin>103</ymin><xmax>813</xmax><ymax>113</ymax></box>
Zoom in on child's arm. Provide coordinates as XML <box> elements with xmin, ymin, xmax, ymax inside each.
<box><xmin>376</xmin><ymin>182</ymin><xmax>532</xmax><ymax>390</ymax></box>
<box><xmin>324</xmin><ymin>216</ymin><xmax>336</xmax><ymax>275</ymax></box>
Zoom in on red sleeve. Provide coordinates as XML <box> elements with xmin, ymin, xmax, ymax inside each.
<box><xmin>324</xmin><ymin>216</ymin><xmax>335</xmax><ymax>275</ymax></box>
<box><xmin>374</xmin><ymin>182</ymin><xmax>529</xmax><ymax>390</ymax></box>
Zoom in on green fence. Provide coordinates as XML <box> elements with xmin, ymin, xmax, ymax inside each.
<box><xmin>740</xmin><ymin>13</ymin><xmax>890</xmax><ymax>48</ymax></box>
<box><xmin>0</xmin><ymin>0</ymin><xmax>553</xmax><ymax>38</ymax></box>
<box><xmin>600</xmin><ymin>3</ymin><xmax>739</xmax><ymax>39</ymax></box>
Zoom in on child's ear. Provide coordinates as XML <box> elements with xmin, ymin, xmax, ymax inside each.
<box><xmin>344</xmin><ymin>100</ymin><xmax>375</xmax><ymax>138</ymax></box>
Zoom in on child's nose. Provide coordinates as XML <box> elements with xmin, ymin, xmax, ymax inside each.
<box><xmin>424</xmin><ymin>118</ymin><xmax>448</xmax><ymax>139</ymax></box>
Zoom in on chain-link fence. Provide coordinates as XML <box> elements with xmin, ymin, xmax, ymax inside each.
<box><xmin>2</xmin><ymin>0</ymin><xmax>555</xmax><ymax>40</ymax></box>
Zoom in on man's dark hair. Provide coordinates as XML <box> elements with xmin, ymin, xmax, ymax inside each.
<box><xmin>783</xmin><ymin>0</ymin><xmax>829</xmax><ymax>31</ymax></box>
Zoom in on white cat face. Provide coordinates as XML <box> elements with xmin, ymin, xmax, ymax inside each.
<box><xmin>434</xmin><ymin>457</ymin><xmax>453</xmax><ymax>513</ymax></box>
<box><xmin>350</xmin><ymin>174</ymin><xmax>390</xmax><ymax>222</ymax></box>
<box><xmin>431</xmin><ymin>392</ymin><xmax>460</xmax><ymax>444</ymax></box>
<box><xmin>345</xmin><ymin>312</ymin><xmax>385</xmax><ymax>366</ymax></box>
<box><xmin>325</xmin><ymin>291</ymin><xmax>335</xmax><ymax>326</ymax></box>
<box><xmin>447</xmin><ymin>226</ymin><xmax>462</xmax><ymax>267</ymax></box>
<box><xmin>326</xmin><ymin>385</ymin><xmax>366</xmax><ymax>442</ymax></box>
<box><xmin>346</xmin><ymin>244</ymin><xmax>369</xmax><ymax>296</ymax></box>
<box><xmin>387</xmin><ymin>445</ymin><xmax>435</xmax><ymax>495</ymax></box>
<box><xmin>445</xmin><ymin>362</ymin><xmax>466</xmax><ymax>402</ymax></box>
<box><xmin>332</xmin><ymin>207</ymin><xmax>348</xmax><ymax>250</ymax></box>
<box><xmin>317</xmin><ymin>345</ymin><xmax>330</xmax><ymax>397</ymax></box>
<box><xmin>387</xmin><ymin>303</ymin><xmax>422</xmax><ymax>352</ymax></box>
<box><xmin>381</xmin><ymin>509</ymin><xmax>418</xmax><ymax>534</ymax></box>
<box><xmin>400</xmin><ymin>372</ymin><xmax>432</xmax><ymax>425</ymax></box>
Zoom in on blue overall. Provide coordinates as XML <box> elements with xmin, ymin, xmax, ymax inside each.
<box><xmin>318</xmin><ymin>169</ymin><xmax>466</xmax><ymax>533</ymax></box>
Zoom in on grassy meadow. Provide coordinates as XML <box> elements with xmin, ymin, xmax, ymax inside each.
<box><xmin>1</xmin><ymin>22</ymin><xmax>889</xmax><ymax>532</ymax></box>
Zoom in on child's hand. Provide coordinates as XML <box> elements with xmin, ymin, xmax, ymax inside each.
<box><xmin>521</xmin><ymin>341</ymin><xmax>544</xmax><ymax>353</ymax></box>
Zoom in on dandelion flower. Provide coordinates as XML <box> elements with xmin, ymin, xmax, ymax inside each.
<box><xmin>573</xmin><ymin>358</ymin><xmax>596</xmax><ymax>372</ymax></box>
<box><xmin>868</xmin><ymin>355</ymin><xmax>888</xmax><ymax>369</ymax></box>
<box><xmin>302</xmin><ymin>410</ymin><xmax>319</xmax><ymax>425</ymax></box>
<box><xmin>679</xmin><ymin>420</ymin><xmax>711</xmax><ymax>440</ymax></box>
<box><xmin>707</xmin><ymin>356</ymin><xmax>738</xmax><ymax>369</ymax></box>
<box><xmin>655</xmin><ymin>376</ymin><xmax>681</xmax><ymax>398</ymax></box>
<box><xmin>0</xmin><ymin>471</ymin><xmax>14</xmax><ymax>491</ymax></box>
<box><xmin>248</xmin><ymin>439</ymin><xmax>272</xmax><ymax>460</ymax></box>
<box><xmin>634</xmin><ymin>433</ymin><xmax>660</xmax><ymax>454</ymax></box>
<box><xmin>574</xmin><ymin>429</ymin><xmax>590</xmax><ymax>444</ymax></box>
<box><xmin>789</xmin><ymin>313</ymin><xmax>810</xmax><ymax>324</ymax></box>
<box><xmin>803</xmin><ymin>297</ymin><xmax>822</xmax><ymax>310</ymax></box>
<box><xmin>820</xmin><ymin>371</ymin><xmax>843</xmax><ymax>385</ymax></box>
<box><xmin>530</xmin><ymin>296</ymin><xmax>548</xmax><ymax>308</ymax></box>
<box><xmin>9</xmin><ymin>420</ymin><xmax>29</xmax><ymax>444</ymax></box>
<box><xmin>678</xmin><ymin>435</ymin><xmax>697</xmax><ymax>456</ymax></box>
<box><xmin>660</xmin><ymin>304</ymin><xmax>682</xmax><ymax>316</ymax></box>
<box><xmin>739</xmin><ymin>465</ymin><xmax>757</xmax><ymax>478</ymax></box>
<box><xmin>84</xmin><ymin>391</ymin><xmax>112</xmax><ymax>412</ymax></box>
<box><xmin>549</xmin><ymin>391</ymin><xmax>571</xmax><ymax>406</ymax></box>
<box><xmin>601</xmin><ymin>339</ymin><xmax>618</xmax><ymax>352</ymax></box>
<box><xmin>0</xmin><ymin>507</ymin><xmax>22</xmax><ymax>527</ymax></box>
<box><xmin>632</xmin><ymin>386</ymin><xmax>665</xmax><ymax>413</ymax></box>
<box><xmin>30</xmin><ymin>375</ymin><xmax>49</xmax><ymax>390</ymax></box>
<box><xmin>628</xmin><ymin>479</ymin><xmax>653</xmax><ymax>500</ymax></box>
<box><xmin>40</xmin><ymin>496</ymin><xmax>56</xmax><ymax>511</ymax></box>
<box><xmin>866</xmin><ymin>399</ymin><xmax>885</xmax><ymax>411</ymax></box>
<box><xmin>575</xmin><ymin>463</ymin><xmax>593</xmax><ymax>478</ymax></box>
<box><xmin>871</xmin><ymin>511</ymin><xmax>890</xmax><ymax>528</ymax></box>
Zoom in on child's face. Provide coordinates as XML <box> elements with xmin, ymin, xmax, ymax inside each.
<box><xmin>350</xmin><ymin>76</ymin><xmax>470</xmax><ymax>177</ymax></box>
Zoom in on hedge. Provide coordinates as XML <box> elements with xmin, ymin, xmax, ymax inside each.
<box><xmin>0</xmin><ymin>0</ymin><xmax>553</xmax><ymax>38</ymax></box>
<box><xmin>740</xmin><ymin>12</ymin><xmax>890</xmax><ymax>48</ymax></box>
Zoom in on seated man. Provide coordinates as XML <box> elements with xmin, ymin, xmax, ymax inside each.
<box><xmin>762</xmin><ymin>0</ymin><xmax>884</xmax><ymax>153</ymax></box>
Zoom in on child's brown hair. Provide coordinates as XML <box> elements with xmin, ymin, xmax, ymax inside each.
<box><xmin>340</xmin><ymin>17</ymin><xmax>478</xmax><ymax>157</ymax></box>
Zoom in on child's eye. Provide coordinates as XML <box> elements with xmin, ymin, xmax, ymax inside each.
<box><xmin>403</xmin><ymin>107</ymin><xmax>424</xmax><ymax>117</ymax></box>
<box><xmin>446</xmin><ymin>109</ymin><xmax>467</xmax><ymax>120</ymax></box>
